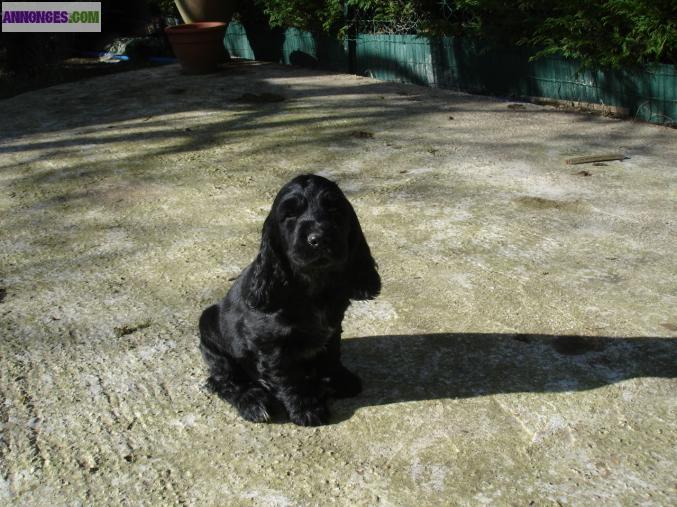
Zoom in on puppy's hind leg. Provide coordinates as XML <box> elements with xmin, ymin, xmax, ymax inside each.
<box><xmin>203</xmin><ymin>359</ymin><xmax>273</xmax><ymax>423</ymax></box>
<box><xmin>199</xmin><ymin>306</ymin><xmax>273</xmax><ymax>423</ymax></box>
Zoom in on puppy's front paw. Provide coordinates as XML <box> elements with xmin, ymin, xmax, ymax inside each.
<box><xmin>289</xmin><ymin>404</ymin><xmax>330</xmax><ymax>427</ymax></box>
<box><xmin>237</xmin><ymin>388</ymin><xmax>272</xmax><ymax>423</ymax></box>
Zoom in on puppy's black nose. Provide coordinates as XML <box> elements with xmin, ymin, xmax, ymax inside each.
<box><xmin>307</xmin><ymin>232</ymin><xmax>322</xmax><ymax>248</ymax></box>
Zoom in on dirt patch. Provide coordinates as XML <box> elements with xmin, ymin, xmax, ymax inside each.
<box><xmin>350</xmin><ymin>130</ymin><xmax>375</xmax><ymax>139</ymax></box>
<box><xmin>513</xmin><ymin>196</ymin><xmax>584</xmax><ymax>211</ymax></box>
<box><xmin>114</xmin><ymin>321</ymin><xmax>151</xmax><ymax>337</ymax></box>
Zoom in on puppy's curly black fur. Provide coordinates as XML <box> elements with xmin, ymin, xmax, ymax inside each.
<box><xmin>199</xmin><ymin>175</ymin><xmax>380</xmax><ymax>426</ymax></box>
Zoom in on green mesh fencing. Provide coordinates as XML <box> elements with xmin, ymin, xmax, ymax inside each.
<box><xmin>224</xmin><ymin>22</ymin><xmax>676</xmax><ymax>125</ymax></box>
<box><xmin>224</xmin><ymin>21</ymin><xmax>255</xmax><ymax>60</ymax></box>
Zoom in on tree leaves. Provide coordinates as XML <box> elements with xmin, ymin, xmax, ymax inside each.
<box><xmin>252</xmin><ymin>0</ymin><xmax>676</xmax><ymax>68</ymax></box>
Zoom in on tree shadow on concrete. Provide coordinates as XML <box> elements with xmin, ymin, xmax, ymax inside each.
<box><xmin>330</xmin><ymin>332</ymin><xmax>677</xmax><ymax>422</ymax></box>
<box><xmin>1</xmin><ymin>58</ymin><xmax>671</xmax><ymax>284</ymax></box>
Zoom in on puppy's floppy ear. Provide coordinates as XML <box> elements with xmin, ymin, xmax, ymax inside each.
<box><xmin>246</xmin><ymin>215</ymin><xmax>288</xmax><ymax>309</ymax></box>
<box><xmin>347</xmin><ymin>208</ymin><xmax>381</xmax><ymax>300</ymax></box>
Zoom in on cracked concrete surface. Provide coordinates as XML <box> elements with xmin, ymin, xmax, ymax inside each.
<box><xmin>0</xmin><ymin>61</ymin><xmax>676</xmax><ymax>505</ymax></box>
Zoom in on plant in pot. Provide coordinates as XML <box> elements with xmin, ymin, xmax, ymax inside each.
<box><xmin>165</xmin><ymin>22</ymin><xmax>228</xmax><ymax>73</ymax></box>
<box><xmin>165</xmin><ymin>0</ymin><xmax>237</xmax><ymax>74</ymax></box>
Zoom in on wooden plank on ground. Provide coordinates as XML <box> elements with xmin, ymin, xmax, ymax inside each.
<box><xmin>565</xmin><ymin>154</ymin><xmax>627</xmax><ymax>165</ymax></box>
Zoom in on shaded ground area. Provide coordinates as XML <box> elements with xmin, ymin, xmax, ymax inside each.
<box><xmin>0</xmin><ymin>57</ymin><xmax>159</xmax><ymax>100</ymax></box>
<box><xmin>1</xmin><ymin>61</ymin><xmax>676</xmax><ymax>505</ymax></box>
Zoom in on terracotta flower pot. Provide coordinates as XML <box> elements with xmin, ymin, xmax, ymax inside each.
<box><xmin>165</xmin><ymin>22</ymin><xmax>227</xmax><ymax>74</ymax></box>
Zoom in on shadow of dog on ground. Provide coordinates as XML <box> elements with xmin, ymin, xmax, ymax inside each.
<box><xmin>330</xmin><ymin>333</ymin><xmax>677</xmax><ymax>422</ymax></box>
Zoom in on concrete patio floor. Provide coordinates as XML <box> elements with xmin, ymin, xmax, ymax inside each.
<box><xmin>1</xmin><ymin>61</ymin><xmax>676</xmax><ymax>505</ymax></box>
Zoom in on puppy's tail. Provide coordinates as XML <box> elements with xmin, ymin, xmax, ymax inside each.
<box><xmin>198</xmin><ymin>305</ymin><xmax>273</xmax><ymax>423</ymax></box>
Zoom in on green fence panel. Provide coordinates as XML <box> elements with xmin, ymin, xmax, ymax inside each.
<box><xmin>281</xmin><ymin>28</ymin><xmax>317</xmax><ymax>66</ymax></box>
<box><xmin>224</xmin><ymin>21</ymin><xmax>254</xmax><ymax>60</ymax></box>
<box><xmin>356</xmin><ymin>34</ymin><xmax>435</xmax><ymax>86</ymax></box>
<box><xmin>223</xmin><ymin>21</ymin><xmax>677</xmax><ymax>124</ymax></box>
<box><xmin>224</xmin><ymin>22</ymin><xmax>351</xmax><ymax>72</ymax></box>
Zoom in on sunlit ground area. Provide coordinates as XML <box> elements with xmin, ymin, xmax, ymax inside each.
<box><xmin>1</xmin><ymin>61</ymin><xmax>675</xmax><ymax>504</ymax></box>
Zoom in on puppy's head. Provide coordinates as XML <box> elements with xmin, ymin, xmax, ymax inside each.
<box><xmin>248</xmin><ymin>174</ymin><xmax>380</xmax><ymax>308</ymax></box>
<box><xmin>273</xmin><ymin>174</ymin><xmax>352</xmax><ymax>271</ymax></box>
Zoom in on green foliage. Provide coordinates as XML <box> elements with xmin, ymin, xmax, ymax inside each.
<box><xmin>258</xmin><ymin>0</ymin><xmax>343</xmax><ymax>32</ymax></box>
<box><xmin>253</xmin><ymin>0</ymin><xmax>676</xmax><ymax>68</ymax></box>
<box><xmin>146</xmin><ymin>0</ymin><xmax>180</xmax><ymax>17</ymax></box>
<box><xmin>521</xmin><ymin>1</ymin><xmax>677</xmax><ymax>68</ymax></box>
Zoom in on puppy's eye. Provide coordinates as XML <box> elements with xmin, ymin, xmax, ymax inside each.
<box><xmin>279</xmin><ymin>197</ymin><xmax>305</xmax><ymax>220</ymax></box>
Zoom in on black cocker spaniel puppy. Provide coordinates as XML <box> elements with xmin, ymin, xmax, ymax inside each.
<box><xmin>199</xmin><ymin>174</ymin><xmax>381</xmax><ymax>426</ymax></box>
